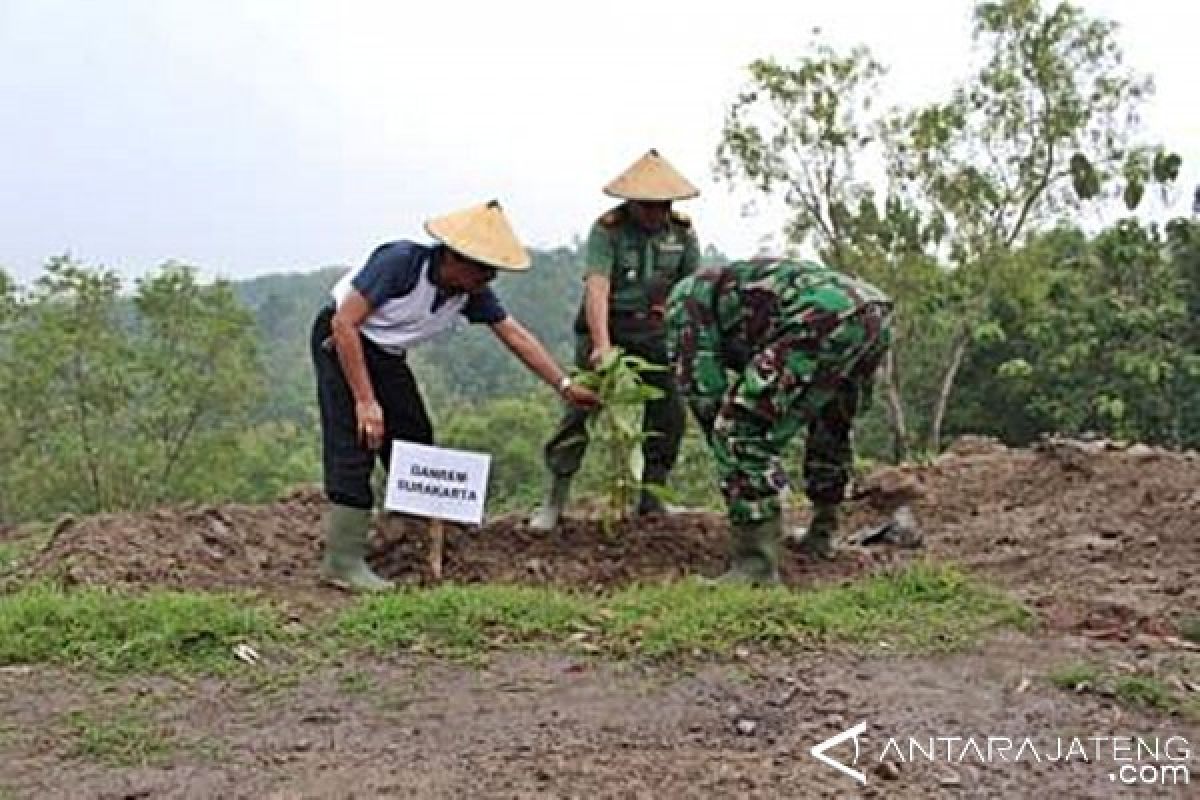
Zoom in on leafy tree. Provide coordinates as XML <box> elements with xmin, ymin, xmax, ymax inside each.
<box><xmin>715</xmin><ymin>33</ymin><xmax>887</xmax><ymax>269</ymax></box>
<box><xmin>11</xmin><ymin>257</ymin><xmax>133</xmax><ymax>512</ymax></box>
<box><xmin>715</xmin><ymin>32</ymin><xmax>923</xmax><ymax>459</ymax></box>
<box><xmin>130</xmin><ymin>263</ymin><xmax>264</xmax><ymax>496</ymax></box>
<box><xmin>0</xmin><ymin>257</ymin><xmax>265</xmax><ymax>521</ymax></box>
<box><xmin>886</xmin><ymin>0</ymin><xmax>1181</xmax><ymax>450</ymax></box>
<box><xmin>207</xmin><ymin>420</ymin><xmax>320</xmax><ymax>504</ymax></box>
<box><xmin>1169</xmin><ymin>219</ymin><xmax>1200</xmax><ymax>445</ymax></box>
<box><xmin>951</xmin><ymin>219</ymin><xmax>1200</xmax><ymax>447</ymax></box>
<box><xmin>0</xmin><ymin>268</ymin><xmax>22</xmax><ymax>521</ymax></box>
<box><xmin>715</xmin><ymin>1</ymin><xmax>1183</xmax><ymax>458</ymax></box>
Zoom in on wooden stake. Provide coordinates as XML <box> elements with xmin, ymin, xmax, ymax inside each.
<box><xmin>428</xmin><ymin>519</ymin><xmax>445</xmax><ymax>582</ymax></box>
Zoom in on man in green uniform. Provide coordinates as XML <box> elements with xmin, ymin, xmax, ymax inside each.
<box><xmin>664</xmin><ymin>257</ymin><xmax>893</xmax><ymax>585</ymax></box>
<box><xmin>529</xmin><ymin>149</ymin><xmax>701</xmax><ymax>531</ymax></box>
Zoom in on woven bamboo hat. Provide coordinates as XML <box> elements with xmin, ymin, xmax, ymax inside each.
<box><xmin>424</xmin><ymin>200</ymin><xmax>531</xmax><ymax>271</ymax></box>
<box><xmin>603</xmin><ymin>148</ymin><xmax>700</xmax><ymax>201</ymax></box>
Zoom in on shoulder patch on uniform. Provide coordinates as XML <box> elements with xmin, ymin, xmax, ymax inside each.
<box><xmin>670</xmin><ymin>210</ymin><xmax>692</xmax><ymax>227</ymax></box>
<box><xmin>600</xmin><ymin>205</ymin><xmax>625</xmax><ymax>228</ymax></box>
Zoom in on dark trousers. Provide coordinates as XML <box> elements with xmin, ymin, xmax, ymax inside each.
<box><xmin>311</xmin><ymin>306</ymin><xmax>433</xmax><ymax>510</ymax></box>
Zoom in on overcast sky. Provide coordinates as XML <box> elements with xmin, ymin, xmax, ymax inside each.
<box><xmin>1</xmin><ymin>0</ymin><xmax>1196</xmax><ymax>284</ymax></box>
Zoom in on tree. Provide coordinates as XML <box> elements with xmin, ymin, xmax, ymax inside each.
<box><xmin>12</xmin><ymin>257</ymin><xmax>133</xmax><ymax>512</ymax></box>
<box><xmin>0</xmin><ymin>257</ymin><xmax>266</xmax><ymax>521</ymax></box>
<box><xmin>947</xmin><ymin>218</ymin><xmax>1200</xmax><ymax>448</ymax></box>
<box><xmin>1168</xmin><ymin>218</ymin><xmax>1200</xmax><ymax>445</ymax></box>
<box><xmin>715</xmin><ymin>33</ymin><xmax>887</xmax><ymax>269</ymax></box>
<box><xmin>0</xmin><ymin>268</ymin><xmax>22</xmax><ymax>521</ymax></box>
<box><xmin>715</xmin><ymin>32</ymin><xmax>922</xmax><ymax>459</ymax></box>
<box><xmin>715</xmin><ymin>2</ymin><xmax>1182</xmax><ymax>458</ymax></box>
<box><xmin>886</xmin><ymin>0</ymin><xmax>1181</xmax><ymax>450</ymax></box>
<box><xmin>131</xmin><ymin>262</ymin><xmax>264</xmax><ymax>496</ymax></box>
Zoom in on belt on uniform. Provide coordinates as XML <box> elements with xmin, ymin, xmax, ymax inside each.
<box><xmin>610</xmin><ymin>309</ymin><xmax>665</xmax><ymax>329</ymax></box>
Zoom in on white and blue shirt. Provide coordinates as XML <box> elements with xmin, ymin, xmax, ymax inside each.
<box><xmin>331</xmin><ymin>242</ymin><xmax>506</xmax><ymax>356</ymax></box>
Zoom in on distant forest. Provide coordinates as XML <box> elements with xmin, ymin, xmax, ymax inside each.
<box><xmin>3</xmin><ymin>220</ymin><xmax>1197</xmax><ymax>526</ymax></box>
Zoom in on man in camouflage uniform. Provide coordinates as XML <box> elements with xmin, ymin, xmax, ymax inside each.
<box><xmin>530</xmin><ymin>149</ymin><xmax>701</xmax><ymax>531</ymax></box>
<box><xmin>665</xmin><ymin>257</ymin><xmax>893</xmax><ymax>585</ymax></box>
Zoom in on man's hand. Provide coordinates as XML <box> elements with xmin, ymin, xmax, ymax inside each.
<box><xmin>562</xmin><ymin>382</ymin><xmax>599</xmax><ymax>409</ymax></box>
<box><xmin>588</xmin><ymin>344</ymin><xmax>616</xmax><ymax>369</ymax></box>
<box><xmin>355</xmin><ymin>400</ymin><xmax>385</xmax><ymax>450</ymax></box>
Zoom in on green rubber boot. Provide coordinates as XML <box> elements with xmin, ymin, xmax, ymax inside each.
<box><xmin>320</xmin><ymin>505</ymin><xmax>394</xmax><ymax>592</ymax></box>
<box><xmin>796</xmin><ymin>503</ymin><xmax>838</xmax><ymax>560</ymax></box>
<box><xmin>718</xmin><ymin>516</ymin><xmax>782</xmax><ymax>587</ymax></box>
<box><xmin>528</xmin><ymin>474</ymin><xmax>571</xmax><ymax>533</ymax></box>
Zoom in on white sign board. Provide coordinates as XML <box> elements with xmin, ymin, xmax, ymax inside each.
<box><xmin>384</xmin><ymin>441</ymin><xmax>491</xmax><ymax>525</ymax></box>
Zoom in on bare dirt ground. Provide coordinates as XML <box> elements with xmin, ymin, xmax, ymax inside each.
<box><xmin>3</xmin><ymin>437</ymin><xmax>1199</xmax><ymax>798</ymax></box>
<box><xmin>2</xmin><ymin>634</ymin><xmax>1195</xmax><ymax>799</ymax></box>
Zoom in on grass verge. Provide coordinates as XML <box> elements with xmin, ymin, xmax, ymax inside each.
<box><xmin>0</xmin><ymin>562</ymin><xmax>1027</xmax><ymax>674</ymax></box>
<box><xmin>0</xmin><ymin>585</ymin><xmax>283</xmax><ymax>675</ymax></box>
<box><xmin>333</xmin><ymin>561</ymin><xmax>1029</xmax><ymax>660</ymax></box>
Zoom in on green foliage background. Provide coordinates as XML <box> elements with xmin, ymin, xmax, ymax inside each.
<box><xmin>3</xmin><ymin>215</ymin><xmax>1197</xmax><ymax>525</ymax></box>
<box><xmin>2</xmin><ymin>1</ymin><xmax>1198</xmax><ymax>525</ymax></box>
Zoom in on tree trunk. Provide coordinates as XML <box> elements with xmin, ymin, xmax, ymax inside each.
<box><xmin>72</xmin><ymin>351</ymin><xmax>103</xmax><ymax>512</ymax></box>
<box><xmin>881</xmin><ymin>348</ymin><xmax>909</xmax><ymax>463</ymax></box>
<box><xmin>929</xmin><ymin>328</ymin><xmax>971</xmax><ymax>455</ymax></box>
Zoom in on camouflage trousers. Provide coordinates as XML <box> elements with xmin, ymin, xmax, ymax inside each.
<box><xmin>665</xmin><ymin>278</ymin><xmax>892</xmax><ymax>525</ymax></box>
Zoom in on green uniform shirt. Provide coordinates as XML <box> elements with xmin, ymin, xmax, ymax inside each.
<box><xmin>582</xmin><ymin>203</ymin><xmax>700</xmax><ymax>320</ymax></box>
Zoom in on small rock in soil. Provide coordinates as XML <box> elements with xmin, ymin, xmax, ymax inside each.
<box><xmin>939</xmin><ymin>768</ymin><xmax>963</xmax><ymax>787</ymax></box>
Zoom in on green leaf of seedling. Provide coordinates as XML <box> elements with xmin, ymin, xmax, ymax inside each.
<box><xmin>628</xmin><ymin>448</ymin><xmax>644</xmax><ymax>482</ymax></box>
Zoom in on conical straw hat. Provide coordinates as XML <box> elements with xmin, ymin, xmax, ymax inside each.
<box><xmin>603</xmin><ymin>148</ymin><xmax>700</xmax><ymax>201</ymax></box>
<box><xmin>424</xmin><ymin>200</ymin><xmax>531</xmax><ymax>271</ymax></box>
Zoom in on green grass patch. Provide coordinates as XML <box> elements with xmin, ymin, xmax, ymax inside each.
<box><xmin>1</xmin><ymin>563</ymin><xmax>1027</xmax><ymax>675</ymax></box>
<box><xmin>335</xmin><ymin>562</ymin><xmax>1027</xmax><ymax>660</ymax></box>
<box><xmin>0</xmin><ymin>585</ymin><xmax>283</xmax><ymax>675</ymax></box>
<box><xmin>1049</xmin><ymin>662</ymin><xmax>1101</xmax><ymax>690</ymax></box>
<box><xmin>1114</xmin><ymin>675</ymin><xmax>1173</xmax><ymax>711</ymax></box>
<box><xmin>1049</xmin><ymin>662</ymin><xmax>1195</xmax><ymax>718</ymax></box>
<box><xmin>1178</xmin><ymin>616</ymin><xmax>1200</xmax><ymax>645</ymax></box>
<box><xmin>333</xmin><ymin>584</ymin><xmax>590</xmax><ymax>658</ymax></box>
<box><xmin>337</xmin><ymin>669</ymin><xmax>375</xmax><ymax>695</ymax></box>
<box><xmin>64</xmin><ymin>707</ymin><xmax>173</xmax><ymax>766</ymax></box>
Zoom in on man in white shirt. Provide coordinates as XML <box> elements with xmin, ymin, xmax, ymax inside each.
<box><xmin>311</xmin><ymin>200</ymin><xmax>597</xmax><ymax>591</ymax></box>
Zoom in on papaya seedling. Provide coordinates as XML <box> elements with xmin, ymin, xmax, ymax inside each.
<box><xmin>573</xmin><ymin>348</ymin><xmax>667</xmax><ymax>536</ymax></box>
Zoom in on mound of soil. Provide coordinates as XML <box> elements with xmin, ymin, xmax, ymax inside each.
<box><xmin>905</xmin><ymin>438</ymin><xmax>1200</xmax><ymax>639</ymax></box>
<box><xmin>15</xmin><ymin>487</ymin><xmax>328</xmax><ymax>594</ymax></box>
<box><xmin>13</xmin><ymin>490</ymin><xmax>865</xmax><ymax>595</ymax></box>
<box><xmin>14</xmin><ymin>438</ymin><xmax>1200</xmax><ymax>637</ymax></box>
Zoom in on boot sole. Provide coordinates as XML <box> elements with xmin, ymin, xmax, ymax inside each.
<box><xmin>319</xmin><ymin>573</ymin><xmax>394</xmax><ymax>593</ymax></box>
